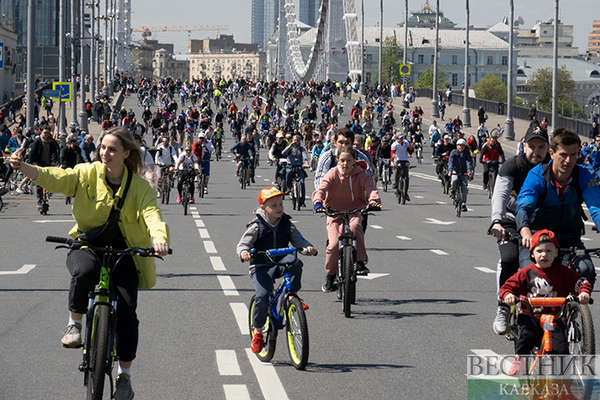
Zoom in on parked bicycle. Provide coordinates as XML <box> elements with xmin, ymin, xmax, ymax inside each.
<box><xmin>321</xmin><ymin>206</ymin><xmax>380</xmax><ymax>318</ymax></box>
<box><xmin>46</xmin><ymin>236</ymin><xmax>171</xmax><ymax>400</ymax></box>
<box><xmin>248</xmin><ymin>247</ymin><xmax>317</xmax><ymax>370</ymax></box>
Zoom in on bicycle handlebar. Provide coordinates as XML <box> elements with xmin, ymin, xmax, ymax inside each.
<box><xmin>46</xmin><ymin>236</ymin><xmax>173</xmax><ymax>257</ymax></box>
<box><xmin>322</xmin><ymin>206</ymin><xmax>381</xmax><ymax>216</ymax></box>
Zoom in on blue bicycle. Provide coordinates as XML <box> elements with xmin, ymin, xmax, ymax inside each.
<box><xmin>247</xmin><ymin>247</ymin><xmax>316</xmax><ymax>370</ymax></box>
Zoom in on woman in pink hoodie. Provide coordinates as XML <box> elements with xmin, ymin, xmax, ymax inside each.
<box><xmin>312</xmin><ymin>146</ymin><xmax>381</xmax><ymax>292</ymax></box>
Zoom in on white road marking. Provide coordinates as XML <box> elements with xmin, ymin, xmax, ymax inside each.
<box><xmin>396</xmin><ymin>235</ymin><xmax>412</xmax><ymax>240</ymax></box>
<box><xmin>0</xmin><ymin>264</ymin><xmax>36</xmax><ymax>275</ymax></box>
<box><xmin>216</xmin><ymin>350</ymin><xmax>242</xmax><ymax>376</ymax></box>
<box><xmin>210</xmin><ymin>256</ymin><xmax>226</xmax><ymax>271</ymax></box>
<box><xmin>415</xmin><ymin>195</ymin><xmax>424</xmax><ymax>199</ymax></box>
<box><xmin>358</xmin><ymin>273</ymin><xmax>390</xmax><ymax>280</ymax></box>
<box><xmin>224</xmin><ymin>385</ymin><xmax>250</xmax><ymax>400</ymax></box>
<box><xmin>33</xmin><ymin>220</ymin><xmax>73</xmax><ymax>223</ymax></box>
<box><xmin>412</xmin><ymin>171</ymin><xmax>485</xmax><ymax>190</ymax></box>
<box><xmin>191</xmin><ymin>211</ymin><xmax>200</xmax><ymax>218</ymax></box>
<box><xmin>585</xmin><ymin>221</ymin><xmax>594</xmax><ymax>226</ymax></box>
<box><xmin>230</xmin><ymin>303</ymin><xmax>250</xmax><ymax>335</ymax></box>
<box><xmin>370</xmin><ymin>225</ymin><xmax>383</xmax><ymax>229</ymax></box>
<box><xmin>256</xmin><ymin>175</ymin><xmax>262</xmax><ymax>178</ymax></box>
<box><xmin>194</xmin><ymin>219</ymin><xmax>205</xmax><ymax>227</ymax></box>
<box><xmin>198</xmin><ymin>228</ymin><xmax>210</xmax><ymax>238</ymax></box>
<box><xmin>424</xmin><ymin>218</ymin><xmax>455</xmax><ymax>225</ymax></box>
<box><xmin>190</xmin><ymin>206</ymin><xmax>197</xmax><ymax>211</ymax></box>
<box><xmin>204</xmin><ymin>241</ymin><xmax>217</xmax><ymax>253</ymax></box>
<box><xmin>474</xmin><ymin>267</ymin><xmax>496</xmax><ymax>274</ymax></box>
<box><xmin>582</xmin><ymin>237</ymin><xmax>592</xmax><ymax>241</ymax></box>
<box><xmin>217</xmin><ymin>275</ymin><xmax>239</xmax><ymax>296</ymax></box>
<box><xmin>436</xmin><ymin>201</ymin><xmax>447</xmax><ymax>205</ymax></box>
<box><xmin>430</xmin><ymin>249</ymin><xmax>449</xmax><ymax>255</ymax></box>
<box><xmin>263</xmin><ymin>178</ymin><xmax>270</xmax><ymax>181</ymax></box>
<box><xmin>245</xmin><ymin>348</ymin><xmax>289</xmax><ymax>400</ymax></box>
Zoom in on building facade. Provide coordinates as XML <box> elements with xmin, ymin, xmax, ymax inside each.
<box><xmin>251</xmin><ymin>0</ymin><xmax>279</xmax><ymax>49</ymax></box>
<box><xmin>0</xmin><ymin>22</ymin><xmax>18</xmax><ymax>102</ymax></box>
<box><xmin>589</xmin><ymin>21</ymin><xmax>600</xmax><ymax>56</ymax></box>
<box><xmin>189</xmin><ymin>52</ymin><xmax>263</xmax><ymax>82</ymax></box>
<box><xmin>130</xmin><ymin>42</ymin><xmax>154</xmax><ymax>80</ymax></box>
<box><xmin>153</xmin><ymin>49</ymin><xmax>189</xmax><ymax>80</ymax></box>
<box><xmin>188</xmin><ymin>35</ymin><xmax>258</xmax><ymax>54</ymax></box>
<box><xmin>516</xmin><ymin>20</ymin><xmax>578</xmax><ymax>58</ymax></box>
<box><xmin>299</xmin><ymin>0</ymin><xmax>320</xmax><ymax>28</ymax></box>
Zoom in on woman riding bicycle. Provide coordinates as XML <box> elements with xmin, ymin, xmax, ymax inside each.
<box><xmin>9</xmin><ymin>127</ymin><xmax>170</xmax><ymax>400</ymax></box>
<box><xmin>312</xmin><ymin>146</ymin><xmax>381</xmax><ymax>291</ymax></box>
<box><xmin>175</xmin><ymin>145</ymin><xmax>200</xmax><ymax>204</ymax></box>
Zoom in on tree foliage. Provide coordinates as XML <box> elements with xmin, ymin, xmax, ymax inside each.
<box><xmin>381</xmin><ymin>36</ymin><xmax>403</xmax><ymax>85</ymax></box>
<box><xmin>527</xmin><ymin>66</ymin><xmax>576</xmax><ymax>112</ymax></box>
<box><xmin>415</xmin><ymin>68</ymin><xmax>448</xmax><ymax>89</ymax></box>
<box><xmin>474</xmin><ymin>74</ymin><xmax>507</xmax><ymax>103</ymax></box>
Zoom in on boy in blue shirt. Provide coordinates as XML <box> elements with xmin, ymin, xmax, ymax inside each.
<box><xmin>237</xmin><ymin>188</ymin><xmax>317</xmax><ymax>353</ymax></box>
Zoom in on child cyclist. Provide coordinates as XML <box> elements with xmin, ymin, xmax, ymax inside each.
<box><xmin>237</xmin><ymin>187</ymin><xmax>317</xmax><ymax>354</ymax></box>
<box><xmin>500</xmin><ymin>229</ymin><xmax>591</xmax><ymax>375</ymax></box>
<box><xmin>312</xmin><ymin>146</ymin><xmax>381</xmax><ymax>291</ymax></box>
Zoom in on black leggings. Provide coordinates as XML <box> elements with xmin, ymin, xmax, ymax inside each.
<box><xmin>177</xmin><ymin>172</ymin><xmax>195</xmax><ymax>197</ymax></box>
<box><xmin>66</xmin><ymin>248</ymin><xmax>140</xmax><ymax>362</ymax></box>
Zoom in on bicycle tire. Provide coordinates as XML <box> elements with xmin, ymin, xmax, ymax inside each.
<box><xmin>164</xmin><ymin>178</ymin><xmax>170</xmax><ymax>204</ymax></box>
<box><xmin>199</xmin><ymin>174</ymin><xmax>206</xmax><ymax>198</ymax></box>
<box><xmin>292</xmin><ymin>180</ymin><xmax>299</xmax><ymax>211</ymax></box>
<box><xmin>401</xmin><ymin>179</ymin><xmax>406</xmax><ymax>205</ymax></box>
<box><xmin>567</xmin><ymin>303</ymin><xmax>595</xmax><ymax>355</ymax></box>
<box><xmin>86</xmin><ymin>305</ymin><xmax>110</xmax><ymax>400</ymax></box>
<box><xmin>241</xmin><ymin>167</ymin><xmax>247</xmax><ymax>190</ymax></box>
<box><xmin>456</xmin><ymin>186</ymin><xmax>462</xmax><ymax>218</ymax></box>
<box><xmin>248</xmin><ymin>295</ymin><xmax>277</xmax><ymax>362</ymax></box>
<box><xmin>285</xmin><ymin>296</ymin><xmax>309</xmax><ymax>370</ymax></box>
<box><xmin>382</xmin><ymin>169</ymin><xmax>388</xmax><ymax>192</ymax></box>
<box><xmin>488</xmin><ymin>170</ymin><xmax>495</xmax><ymax>199</ymax></box>
<box><xmin>417</xmin><ymin>148</ymin><xmax>422</xmax><ymax>164</ymax></box>
<box><xmin>490</xmin><ymin>128</ymin><xmax>499</xmax><ymax>138</ymax></box>
<box><xmin>342</xmin><ymin>246</ymin><xmax>355</xmax><ymax>318</ymax></box>
<box><xmin>182</xmin><ymin>184</ymin><xmax>189</xmax><ymax>216</ymax></box>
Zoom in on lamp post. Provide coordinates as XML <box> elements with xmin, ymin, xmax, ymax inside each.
<box><xmin>551</xmin><ymin>0</ymin><xmax>559</xmax><ymax>133</ymax></box>
<box><xmin>26</xmin><ymin>0</ymin><xmax>35</xmax><ymax>133</ymax></box>
<box><xmin>360</xmin><ymin>0</ymin><xmax>365</xmax><ymax>94</ymax></box>
<box><xmin>378</xmin><ymin>0</ymin><xmax>383</xmax><ymax>87</ymax></box>
<box><xmin>504</xmin><ymin>0</ymin><xmax>515</xmax><ymax>141</ymax></box>
<box><xmin>431</xmin><ymin>0</ymin><xmax>440</xmax><ymax>118</ymax></box>
<box><xmin>462</xmin><ymin>0</ymin><xmax>471</xmax><ymax>127</ymax></box>
<box><xmin>79</xmin><ymin>0</ymin><xmax>88</xmax><ymax>134</ymax></box>
<box><xmin>70</xmin><ymin>0</ymin><xmax>79</xmax><ymax>129</ymax></box>
<box><xmin>402</xmin><ymin>0</ymin><xmax>408</xmax><ymax>97</ymax></box>
<box><xmin>58</xmin><ymin>0</ymin><xmax>67</xmax><ymax>145</ymax></box>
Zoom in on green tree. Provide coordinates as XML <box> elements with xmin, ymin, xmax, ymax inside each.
<box><xmin>474</xmin><ymin>74</ymin><xmax>507</xmax><ymax>103</ymax></box>
<box><xmin>527</xmin><ymin>66</ymin><xmax>575</xmax><ymax>112</ymax></box>
<box><xmin>415</xmin><ymin>68</ymin><xmax>448</xmax><ymax>89</ymax></box>
<box><xmin>381</xmin><ymin>36</ymin><xmax>403</xmax><ymax>85</ymax></box>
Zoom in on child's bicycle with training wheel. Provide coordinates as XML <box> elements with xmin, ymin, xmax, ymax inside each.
<box><xmin>46</xmin><ymin>236</ymin><xmax>171</xmax><ymax>400</ymax></box>
<box><xmin>248</xmin><ymin>247</ymin><xmax>317</xmax><ymax>370</ymax></box>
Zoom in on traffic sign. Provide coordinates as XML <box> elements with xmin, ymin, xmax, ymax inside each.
<box><xmin>43</xmin><ymin>90</ymin><xmax>61</xmax><ymax>98</ymax></box>
<box><xmin>0</xmin><ymin>42</ymin><xmax>3</xmax><ymax>69</ymax></box>
<box><xmin>52</xmin><ymin>82</ymin><xmax>72</xmax><ymax>101</ymax></box>
<box><xmin>399</xmin><ymin>64</ymin><xmax>411</xmax><ymax>76</ymax></box>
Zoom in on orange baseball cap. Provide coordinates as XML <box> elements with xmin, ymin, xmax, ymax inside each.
<box><xmin>258</xmin><ymin>187</ymin><xmax>284</xmax><ymax>205</ymax></box>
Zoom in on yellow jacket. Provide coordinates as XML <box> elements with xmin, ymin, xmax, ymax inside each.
<box><xmin>35</xmin><ymin>162</ymin><xmax>170</xmax><ymax>289</ymax></box>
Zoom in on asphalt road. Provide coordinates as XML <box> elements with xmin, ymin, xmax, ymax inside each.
<box><xmin>1</xmin><ymin>93</ymin><xmax>599</xmax><ymax>399</ymax></box>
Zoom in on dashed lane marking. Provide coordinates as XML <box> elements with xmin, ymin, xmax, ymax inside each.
<box><xmin>424</xmin><ymin>218</ymin><xmax>455</xmax><ymax>225</ymax></box>
<box><xmin>210</xmin><ymin>256</ymin><xmax>226</xmax><ymax>271</ymax></box>
<box><xmin>358</xmin><ymin>273</ymin><xmax>390</xmax><ymax>280</ymax></box>
<box><xmin>415</xmin><ymin>195</ymin><xmax>424</xmax><ymax>199</ymax></box>
<box><xmin>224</xmin><ymin>385</ymin><xmax>251</xmax><ymax>400</ymax></box>
<box><xmin>204</xmin><ymin>241</ymin><xmax>217</xmax><ymax>253</ymax></box>
<box><xmin>194</xmin><ymin>219</ymin><xmax>205</xmax><ymax>227</ymax></box>
<box><xmin>230</xmin><ymin>303</ymin><xmax>249</xmax><ymax>335</ymax></box>
<box><xmin>190</xmin><ymin>206</ymin><xmax>197</xmax><ymax>211</ymax></box>
<box><xmin>263</xmin><ymin>178</ymin><xmax>270</xmax><ymax>181</ymax></box>
<box><xmin>370</xmin><ymin>225</ymin><xmax>383</xmax><ymax>229</ymax></box>
<box><xmin>436</xmin><ymin>201</ymin><xmax>447</xmax><ymax>205</ymax></box>
<box><xmin>430</xmin><ymin>249</ymin><xmax>449</xmax><ymax>255</ymax></box>
<box><xmin>0</xmin><ymin>264</ymin><xmax>36</xmax><ymax>275</ymax></box>
<box><xmin>191</xmin><ymin>211</ymin><xmax>200</xmax><ymax>218</ymax></box>
<box><xmin>217</xmin><ymin>275</ymin><xmax>239</xmax><ymax>296</ymax></box>
<box><xmin>474</xmin><ymin>267</ymin><xmax>496</xmax><ymax>274</ymax></box>
<box><xmin>216</xmin><ymin>350</ymin><xmax>242</xmax><ymax>376</ymax></box>
<box><xmin>396</xmin><ymin>236</ymin><xmax>412</xmax><ymax>240</ymax></box>
<box><xmin>245</xmin><ymin>348</ymin><xmax>290</xmax><ymax>400</ymax></box>
<box><xmin>198</xmin><ymin>228</ymin><xmax>210</xmax><ymax>238</ymax></box>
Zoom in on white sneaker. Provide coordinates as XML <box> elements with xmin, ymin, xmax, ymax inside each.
<box><xmin>16</xmin><ymin>187</ymin><xmax>24</xmax><ymax>194</ymax></box>
<box><xmin>114</xmin><ymin>373</ymin><xmax>134</xmax><ymax>400</ymax></box>
<box><xmin>493</xmin><ymin>305</ymin><xmax>510</xmax><ymax>335</ymax></box>
<box><xmin>61</xmin><ymin>322</ymin><xmax>82</xmax><ymax>348</ymax></box>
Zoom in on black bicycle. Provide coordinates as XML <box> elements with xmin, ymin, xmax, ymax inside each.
<box><xmin>394</xmin><ymin>162</ymin><xmax>415</xmax><ymax>205</ymax></box>
<box><xmin>320</xmin><ymin>206</ymin><xmax>380</xmax><ymax>318</ymax></box>
<box><xmin>180</xmin><ymin>167</ymin><xmax>196</xmax><ymax>216</ymax></box>
<box><xmin>288</xmin><ymin>166</ymin><xmax>306</xmax><ymax>211</ymax></box>
<box><xmin>238</xmin><ymin>157</ymin><xmax>251</xmax><ymax>190</ymax></box>
<box><xmin>46</xmin><ymin>236</ymin><xmax>171</xmax><ymax>400</ymax></box>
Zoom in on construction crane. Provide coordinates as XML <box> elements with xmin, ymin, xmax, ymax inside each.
<box><xmin>131</xmin><ymin>25</ymin><xmax>229</xmax><ymax>43</ymax></box>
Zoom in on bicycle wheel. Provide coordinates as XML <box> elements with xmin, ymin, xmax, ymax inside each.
<box><xmin>382</xmin><ymin>169</ymin><xmax>388</xmax><ymax>192</ymax></box>
<box><xmin>292</xmin><ymin>180</ymin><xmax>299</xmax><ymax>211</ymax></box>
<box><xmin>488</xmin><ymin>171</ymin><xmax>495</xmax><ymax>199</ymax></box>
<box><xmin>241</xmin><ymin>167</ymin><xmax>247</xmax><ymax>190</ymax></box>
<box><xmin>164</xmin><ymin>178</ymin><xmax>170</xmax><ymax>204</ymax></box>
<box><xmin>199</xmin><ymin>174</ymin><xmax>206</xmax><ymax>198</ymax></box>
<box><xmin>285</xmin><ymin>296</ymin><xmax>309</xmax><ymax>370</ymax></box>
<box><xmin>417</xmin><ymin>148</ymin><xmax>422</xmax><ymax>164</ymax></box>
<box><xmin>182</xmin><ymin>185</ymin><xmax>189</xmax><ymax>216</ymax></box>
<box><xmin>248</xmin><ymin>295</ymin><xmax>277</xmax><ymax>362</ymax></box>
<box><xmin>342</xmin><ymin>246</ymin><xmax>355</xmax><ymax>318</ymax></box>
<box><xmin>401</xmin><ymin>179</ymin><xmax>406</xmax><ymax>205</ymax></box>
<box><xmin>86</xmin><ymin>305</ymin><xmax>110</xmax><ymax>400</ymax></box>
<box><xmin>456</xmin><ymin>186</ymin><xmax>462</xmax><ymax>218</ymax></box>
<box><xmin>567</xmin><ymin>303</ymin><xmax>595</xmax><ymax>355</ymax></box>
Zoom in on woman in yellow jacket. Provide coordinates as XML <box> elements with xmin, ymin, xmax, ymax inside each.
<box><xmin>10</xmin><ymin>127</ymin><xmax>169</xmax><ymax>400</ymax></box>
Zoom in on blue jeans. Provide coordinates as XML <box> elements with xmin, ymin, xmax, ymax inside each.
<box><xmin>250</xmin><ymin>260</ymin><xmax>303</xmax><ymax>328</ymax></box>
<box><xmin>285</xmin><ymin>166</ymin><xmax>306</xmax><ymax>205</ymax></box>
<box><xmin>451</xmin><ymin>174</ymin><xmax>469</xmax><ymax>204</ymax></box>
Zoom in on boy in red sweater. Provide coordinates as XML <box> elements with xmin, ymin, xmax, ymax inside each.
<box><xmin>500</xmin><ymin>229</ymin><xmax>591</xmax><ymax>375</ymax></box>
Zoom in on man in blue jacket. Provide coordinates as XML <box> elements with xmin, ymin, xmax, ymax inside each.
<box><xmin>448</xmin><ymin>138</ymin><xmax>473</xmax><ymax>212</ymax></box>
<box><xmin>516</xmin><ymin>128</ymin><xmax>600</xmax><ymax>285</ymax></box>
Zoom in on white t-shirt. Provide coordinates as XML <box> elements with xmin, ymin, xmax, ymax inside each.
<box><xmin>429</xmin><ymin>124</ymin><xmax>440</xmax><ymax>136</ymax></box>
<box><xmin>155</xmin><ymin>144</ymin><xmax>176</xmax><ymax>166</ymax></box>
<box><xmin>176</xmin><ymin>153</ymin><xmax>199</xmax><ymax>171</ymax></box>
<box><xmin>391</xmin><ymin>140</ymin><xmax>410</xmax><ymax>162</ymax></box>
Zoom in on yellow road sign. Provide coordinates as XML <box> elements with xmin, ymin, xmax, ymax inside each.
<box><xmin>399</xmin><ymin>64</ymin><xmax>411</xmax><ymax>76</ymax></box>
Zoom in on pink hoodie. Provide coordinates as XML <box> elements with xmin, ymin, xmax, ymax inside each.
<box><xmin>312</xmin><ymin>161</ymin><xmax>380</xmax><ymax>210</ymax></box>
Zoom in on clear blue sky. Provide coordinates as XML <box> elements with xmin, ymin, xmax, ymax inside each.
<box><xmin>130</xmin><ymin>0</ymin><xmax>597</xmax><ymax>56</ymax></box>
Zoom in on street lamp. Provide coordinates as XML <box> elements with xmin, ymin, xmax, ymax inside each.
<box><xmin>462</xmin><ymin>0</ymin><xmax>471</xmax><ymax>127</ymax></box>
<box><xmin>504</xmin><ymin>0</ymin><xmax>515</xmax><ymax>141</ymax></box>
<box><xmin>551</xmin><ymin>0</ymin><xmax>559</xmax><ymax>133</ymax></box>
<box><xmin>79</xmin><ymin>0</ymin><xmax>89</xmax><ymax>134</ymax></box>
<box><xmin>431</xmin><ymin>0</ymin><xmax>440</xmax><ymax>118</ymax></box>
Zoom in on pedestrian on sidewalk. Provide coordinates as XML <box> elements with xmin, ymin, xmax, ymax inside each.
<box><xmin>478</xmin><ymin>106</ymin><xmax>487</xmax><ymax>125</ymax></box>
